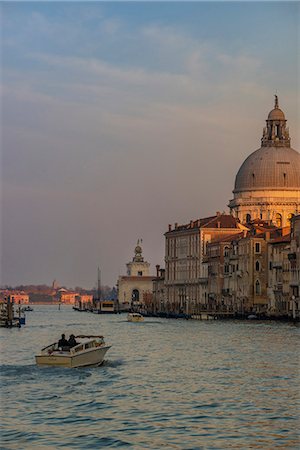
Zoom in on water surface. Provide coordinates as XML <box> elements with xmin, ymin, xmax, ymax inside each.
<box><xmin>1</xmin><ymin>306</ymin><xmax>299</xmax><ymax>449</ymax></box>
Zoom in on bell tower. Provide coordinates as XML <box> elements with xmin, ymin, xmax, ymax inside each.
<box><xmin>261</xmin><ymin>95</ymin><xmax>290</xmax><ymax>147</ymax></box>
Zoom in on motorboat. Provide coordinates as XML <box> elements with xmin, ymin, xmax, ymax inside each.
<box><xmin>35</xmin><ymin>335</ymin><xmax>111</xmax><ymax>368</ymax></box>
<box><xmin>22</xmin><ymin>306</ymin><xmax>33</xmax><ymax>312</ymax></box>
<box><xmin>127</xmin><ymin>313</ymin><xmax>144</xmax><ymax>322</ymax></box>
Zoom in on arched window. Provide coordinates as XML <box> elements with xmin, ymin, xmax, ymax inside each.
<box><xmin>255</xmin><ymin>261</ymin><xmax>260</xmax><ymax>271</ymax></box>
<box><xmin>255</xmin><ymin>280</ymin><xmax>261</xmax><ymax>295</ymax></box>
<box><xmin>245</xmin><ymin>213</ymin><xmax>251</xmax><ymax>223</ymax></box>
<box><xmin>287</xmin><ymin>213</ymin><xmax>294</xmax><ymax>224</ymax></box>
<box><xmin>275</xmin><ymin>213</ymin><xmax>282</xmax><ymax>228</ymax></box>
<box><xmin>132</xmin><ymin>289</ymin><xmax>139</xmax><ymax>302</ymax></box>
<box><xmin>224</xmin><ymin>246</ymin><xmax>229</xmax><ymax>257</ymax></box>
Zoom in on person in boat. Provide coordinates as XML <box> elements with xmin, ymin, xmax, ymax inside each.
<box><xmin>58</xmin><ymin>333</ymin><xmax>69</xmax><ymax>349</ymax></box>
<box><xmin>68</xmin><ymin>334</ymin><xmax>78</xmax><ymax>348</ymax></box>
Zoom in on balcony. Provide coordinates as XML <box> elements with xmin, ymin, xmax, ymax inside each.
<box><xmin>198</xmin><ymin>277</ymin><xmax>208</xmax><ymax>285</ymax></box>
<box><xmin>272</xmin><ymin>262</ymin><xmax>283</xmax><ymax>269</ymax></box>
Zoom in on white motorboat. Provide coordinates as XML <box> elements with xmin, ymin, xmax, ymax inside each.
<box><xmin>127</xmin><ymin>313</ymin><xmax>144</xmax><ymax>322</ymax></box>
<box><xmin>35</xmin><ymin>335</ymin><xmax>111</xmax><ymax>368</ymax></box>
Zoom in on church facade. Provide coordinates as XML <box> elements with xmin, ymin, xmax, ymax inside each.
<box><xmin>117</xmin><ymin>241</ymin><xmax>154</xmax><ymax>312</ymax></box>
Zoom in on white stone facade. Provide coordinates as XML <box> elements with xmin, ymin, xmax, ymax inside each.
<box><xmin>117</xmin><ymin>241</ymin><xmax>153</xmax><ymax>311</ymax></box>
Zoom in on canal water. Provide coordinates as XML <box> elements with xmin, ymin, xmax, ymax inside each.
<box><xmin>0</xmin><ymin>305</ymin><xmax>299</xmax><ymax>449</ymax></box>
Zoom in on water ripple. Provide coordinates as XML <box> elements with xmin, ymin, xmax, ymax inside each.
<box><xmin>1</xmin><ymin>306</ymin><xmax>299</xmax><ymax>449</ymax></box>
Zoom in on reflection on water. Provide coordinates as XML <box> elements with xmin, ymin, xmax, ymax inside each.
<box><xmin>0</xmin><ymin>306</ymin><xmax>299</xmax><ymax>449</ymax></box>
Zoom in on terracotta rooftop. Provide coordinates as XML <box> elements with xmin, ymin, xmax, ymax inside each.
<box><xmin>166</xmin><ymin>213</ymin><xmax>242</xmax><ymax>234</ymax></box>
<box><xmin>270</xmin><ymin>233</ymin><xmax>291</xmax><ymax>244</ymax></box>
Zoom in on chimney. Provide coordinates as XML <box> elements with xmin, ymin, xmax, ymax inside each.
<box><xmin>265</xmin><ymin>231</ymin><xmax>270</xmax><ymax>241</ymax></box>
<box><xmin>216</xmin><ymin>211</ymin><xmax>221</xmax><ymax>216</ymax></box>
<box><xmin>190</xmin><ymin>220</ymin><xmax>193</xmax><ymax>228</ymax></box>
<box><xmin>175</xmin><ymin>222</ymin><xmax>178</xmax><ymax>229</ymax></box>
<box><xmin>156</xmin><ymin>264</ymin><xmax>160</xmax><ymax>277</ymax></box>
<box><xmin>168</xmin><ymin>224</ymin><xmax>172</xmax><ymax>231</ymax></box>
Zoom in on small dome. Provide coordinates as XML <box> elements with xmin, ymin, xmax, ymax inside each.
<box><xmin>268</xmin><ymin>108</ymin><xmax>285</xmax><ymax>121</ymax></box>
<box><xmin>234</xmin><ymin>146</ymin><xmax>300</xmax><ymax>192</ymax></box>
<box><xmin>135</xmin><ymin>245</ymin><xmax>142</xmax><ymax>254</ymax></box>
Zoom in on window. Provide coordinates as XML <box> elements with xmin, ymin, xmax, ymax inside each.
<box><xmin>246</xmin><ymin>213</ymin><xmax>251</xmax><ymax>223</ymax></box>
<box><xmin>224</xmin><ymin>246</ymin><xmax>229</xmax><ymax>257</ymax></box>
<box><xmin>138</xmin><ymin>271</ymin><xmax>143</xmax><ymax>276</ymax></box>
<box><xmin>255</xmin><ymin>242</ymin><xmax>260</xmax><ymax>253</ymax></box>
<box><xmin>275</xmin><ymin>213</ymin><xmax>282</xmax><ymax>228</ymax></box>
<box><xmin>255</xmin><ymin>280</ymin><xmax>261</xmax><ymax>295</ymax></box>
<box><xmin>255</xmin><ymin>261</ymin><xmax>260</xmax><ymax>271</ymax></box>
<box><xmin>132</xmin><ymin>289</ymin><xmax>139</xmax><ymax>302</ymax></box>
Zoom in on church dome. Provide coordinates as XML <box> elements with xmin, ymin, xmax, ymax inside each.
<box><xmin>234</xmin><ymin>96</ymin><xmax>300</xmax><ymax>192</ymax></box>
<box><xmin>268</xmin><ymin>108</ymin><xmax>285</xmax><ymax>121</ymax></box>
<box><xmin>234</xmin><ymin>146</ymin><xmax>300</xmax><ymax>192</ymax></box>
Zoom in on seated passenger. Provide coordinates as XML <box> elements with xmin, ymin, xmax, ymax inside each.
<box><xmin>68</xmin><ymin>334</ymin><xmax>78</xmax><ymax>348</ymax></box>
<box><xmin>58</xmin><ymin>333</ymin><xmax>69</xmax><ymax>349</ymax></box>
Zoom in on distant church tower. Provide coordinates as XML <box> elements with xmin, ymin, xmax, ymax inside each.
<box><xmin>117</xmin><ymin>240</ymin><xmax>153</xmax><ymax>312</ymax></box>
<box><xmin>229</xmin><ymin>96</ymin><xmax>300</xmax><ymax>227</ymax></box>
<box><xmin>126</xmin><ymin>240</ymin><xmax>150</xmax><ymax>276</ymax></box>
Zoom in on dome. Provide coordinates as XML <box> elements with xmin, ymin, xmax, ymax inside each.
<box><xmin>234</xmin><ymin>146</ymin><xmax>300</xmax><ymax>192</ymax></box>
<box><xmin>268</xmin><ymin>108</ymin><xmax>285</xmax><ymax>121</ymax></box>
<box><xmin>135</xmin><ymin>245</ymin><xmax>142</xmax><ymax>254</ymax></box>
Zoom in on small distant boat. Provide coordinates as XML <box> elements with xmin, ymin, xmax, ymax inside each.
<box><xmin>127</xmin><ymin>313</ymin><xmax>144</xmax><ymax>322</ymax></box>
<box><xmin>248</xmin><ymin>314</ymin><xmax>258</xmax><ymax>320</ymax></box>
<box><xmin>22</xmin><ymin>306</ymin><xmax>33</xmax><ymax>312</ymax></box>
<box><xmin>35</xmin><ymin>335</ymin><xmax>111</xmax><ymax>368</ymax></box>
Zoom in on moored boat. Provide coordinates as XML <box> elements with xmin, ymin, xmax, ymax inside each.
<box><xmin>127</xmin><ymin>312</ymin><xmax>144</xmax><ymax>322</ymax></box>
<box><xmin>35</xmin><ymin>335</ymin><xmax>111</xmax><ymax>368</ymax></box>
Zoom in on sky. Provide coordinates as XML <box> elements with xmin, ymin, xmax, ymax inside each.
<box><xmin>1</xmin><ymin>1</ymin><xmax>299</xmax><ymax>289</ymax></box>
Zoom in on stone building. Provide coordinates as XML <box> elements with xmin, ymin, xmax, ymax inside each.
<box><xmin>117</xmin><ymin>241</ymin><xmax>154</xmax><ymax>311</ymax></box>
<box><xmin>289</xmin><ymin>215</ymin><xmax>300</xmax><ymax>316</ymax></box>
<box><xmin>0</xmin><ymin>290</ymin><xmax>29</xmax><ymax>304</ymax></box>
<box><xmin>204</xmin><ymin>221</ymin><xmax>292</xmax><ymax>316</ymax></box>
<box><xmin>229</xmin><ymin>96</ymin><xmax>300</xmax><ymax>227</ymax></box>
<box><xmin>152</xmin><ymin>265</ymin><xmax>166</xmax><ymax>314</ymax></box>
<box><xmin>57</xmin><ymin>288</ymin><xmax>77</xmax><ymax>304</ymax></box>
<box><xmin>204</xmin><ymin>231</ymin><xmax>244</xmax><ymax>312</ymax></box>
<box><xmin>164</xmin><ymin>213</ymin><xmax>247</xmax><ymax>314</ymax></box>
<box><xmin>268</xmin><ymin>233</ymin><xmax>291</xmax><ymax>316</ymax></box>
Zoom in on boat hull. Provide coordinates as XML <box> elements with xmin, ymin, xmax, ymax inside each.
<box><xmin>35</xmin><ymin>345</ymin><xmax>111</xmax><ymax>368</ymax></box>
<box><xmin>127</xmin><ymin>316</ymin><xmax>144</xmax><ymax>322</ymax></box>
